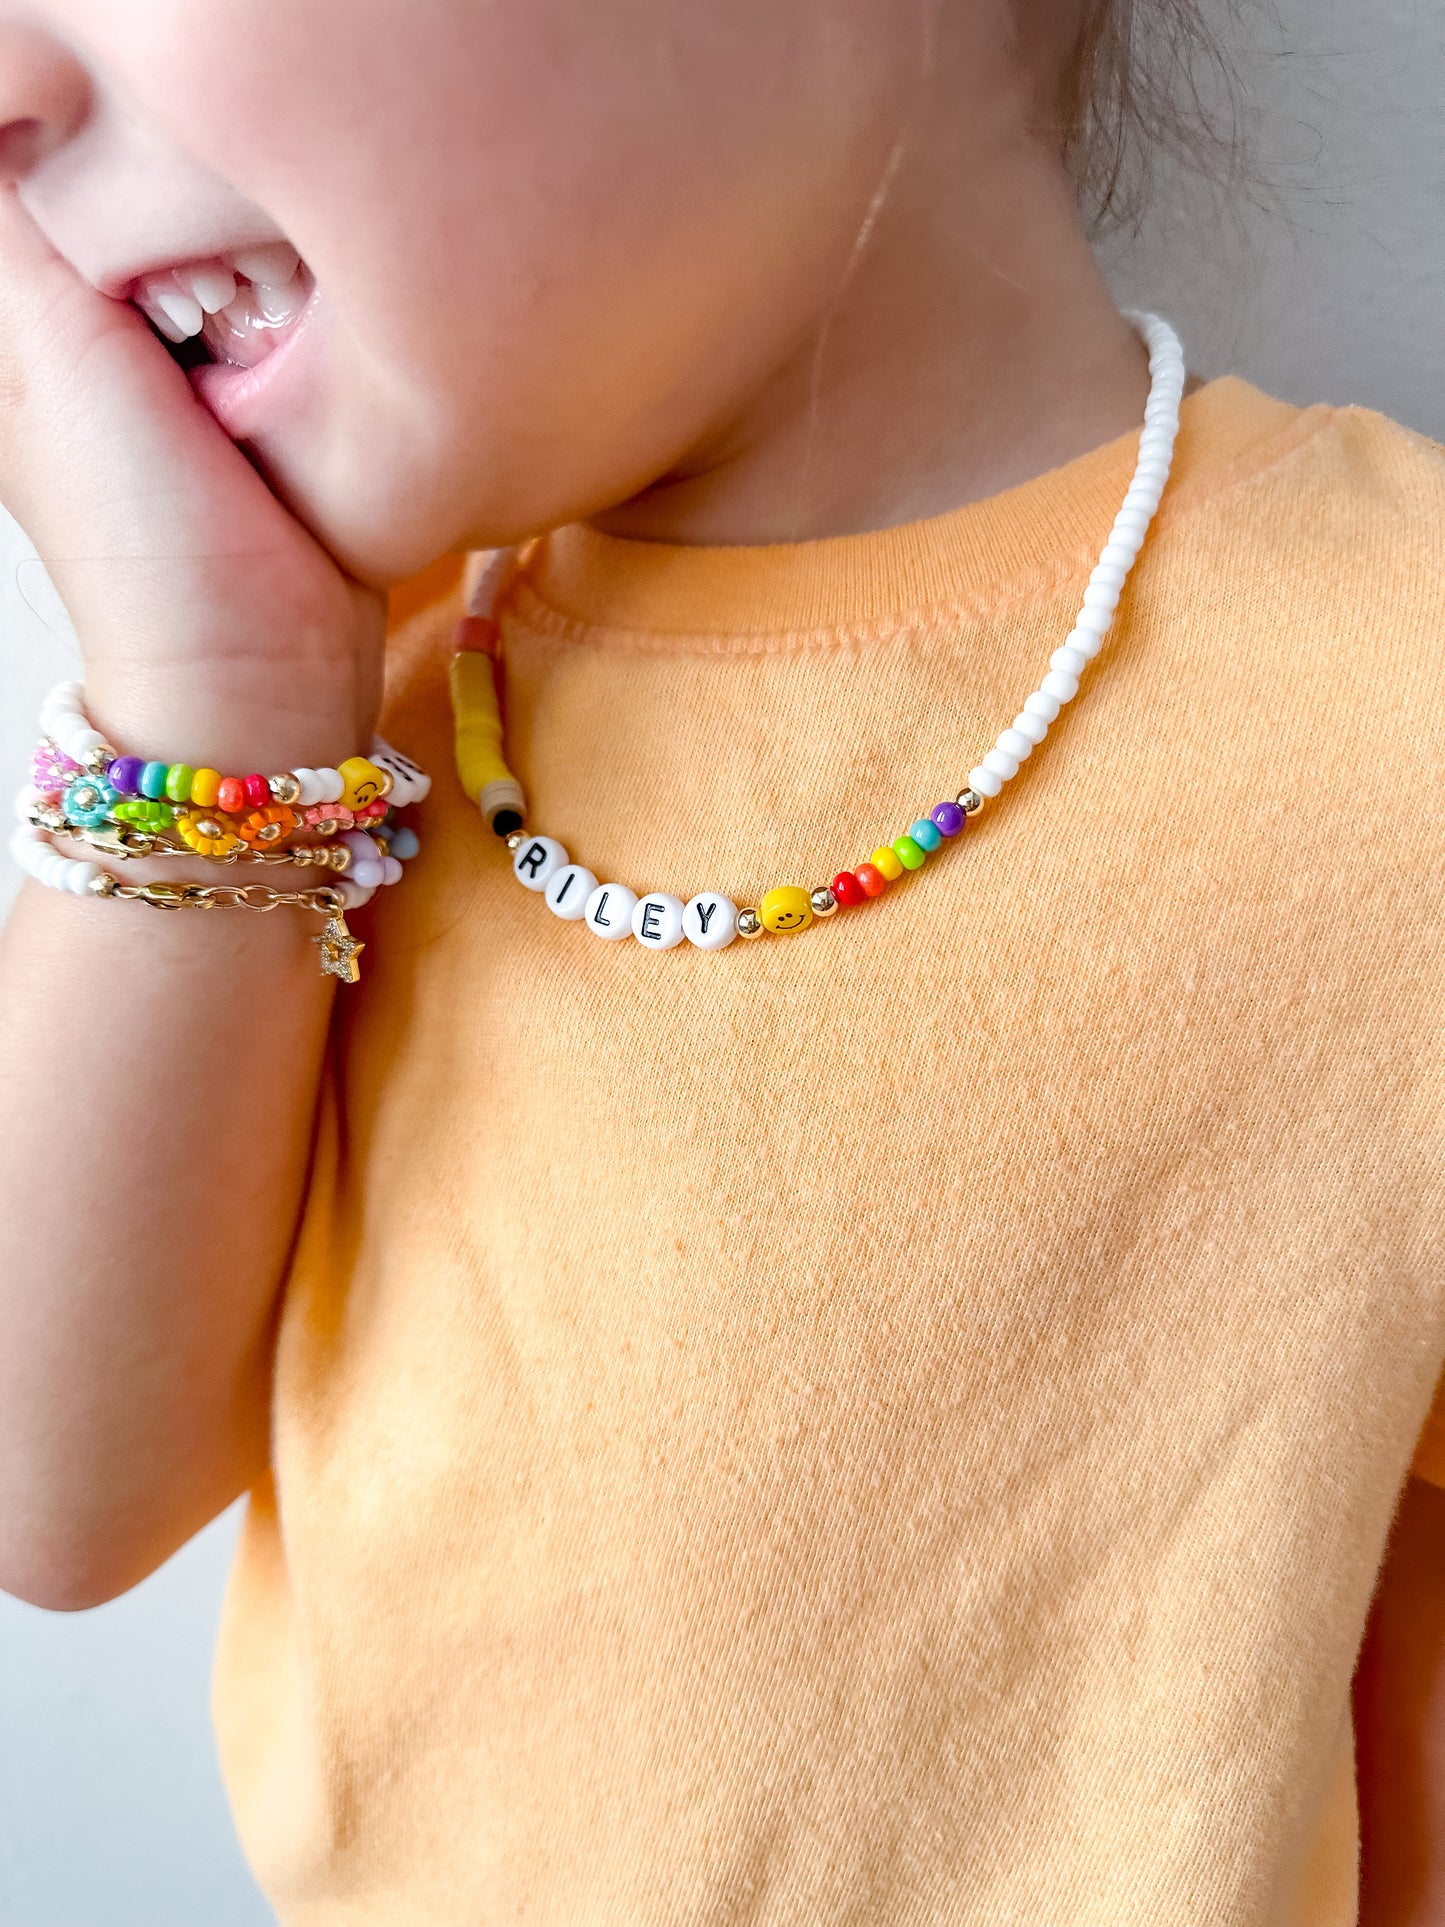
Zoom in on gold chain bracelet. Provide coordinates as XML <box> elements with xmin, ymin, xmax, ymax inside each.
<box><xmin>89</xmin><ymin>874</ymin><xmax>366</xmax><ymax>982</ymax></box>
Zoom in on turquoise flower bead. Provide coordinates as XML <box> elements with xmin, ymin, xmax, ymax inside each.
<box><xmin>63</xmin><ymin>774</ymin><xmax>119</xmax><ymax>830</ymax></box>
<box><xmin>908</xmin><ymin>818</ymin><xmax>943</xmax><ymax>852</ymax></box>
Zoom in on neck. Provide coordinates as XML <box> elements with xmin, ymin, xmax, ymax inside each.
<box><xmin>592</xmin><ymin>64</ymin><xmax>1156</xmax><ymax>548</ymax></box>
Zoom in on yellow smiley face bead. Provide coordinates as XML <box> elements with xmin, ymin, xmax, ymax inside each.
<box><xmin>337</xmin><ymin>756</ymin><xmax>389</xmax><ymax>812</ymax></box>
<box><xmin>758</xmin><ymin>885</ymin><xmax>814</xmax><ymax>934</ymax></box>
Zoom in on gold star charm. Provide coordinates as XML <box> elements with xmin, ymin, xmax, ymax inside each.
<box><xmin>313</xmin><ymin>912</ymin><xmax>366</xmax><ymax>983</ymax></box>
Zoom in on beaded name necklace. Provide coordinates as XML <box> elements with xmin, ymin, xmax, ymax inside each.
<box><xmin>451</xmin><ymin>310</ymin><xmax>1186</xmax><ymax>952</ymax></box>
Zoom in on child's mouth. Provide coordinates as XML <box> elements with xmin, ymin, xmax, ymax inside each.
<box><xmin>130</xmin><ymin>243</ymin><xmax>316</xmax><ymax>371</ymax></box>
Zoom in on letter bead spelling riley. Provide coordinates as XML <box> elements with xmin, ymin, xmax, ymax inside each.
<box><xmin>449</xmin><ymin>313</ymin><xmax>1187</xmax><ymax>957</ymax></box>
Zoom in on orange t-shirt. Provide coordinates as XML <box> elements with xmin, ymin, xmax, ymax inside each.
<box><xmin>213</xmin><ymin>375</ymin><xmax>1445</xmax><ymax>1923</ymax></box>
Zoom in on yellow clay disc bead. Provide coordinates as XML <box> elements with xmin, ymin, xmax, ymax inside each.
<box><xmin>337</xmin><ymin>756</ymin><xmax>388</xmax><ymax>812</ymax></box>
<box><xmin>870</xmin><ymin>845</ymin><xmax>905</xmax><ymax>883</ymax></box>
<box><xmin>190</xmin><ymin>768</ymin><xmax>222</xmax><ymax>808</ymax></box>
<box><xmin>758</xmin><ymin>885</ymin><xmax>814</xmax><ymax>933</ymax></box>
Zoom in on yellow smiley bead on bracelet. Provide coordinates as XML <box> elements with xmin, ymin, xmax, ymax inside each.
<box><xmin>453</xmin><ymin>311</ymin><xmax>1187</xmax><ymax>952</ymax></box>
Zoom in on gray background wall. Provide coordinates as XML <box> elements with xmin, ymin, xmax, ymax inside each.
<box><xmin>2</xmin><ymin>2</ymin><xmax>1441</xmax><ymax>1919</ymax></box>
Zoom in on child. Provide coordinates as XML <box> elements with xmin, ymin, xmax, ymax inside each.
<box><xmin>0</xmin><ymin>2</ymin><xmax>1441</xmax><ymax>1921</ymax></box>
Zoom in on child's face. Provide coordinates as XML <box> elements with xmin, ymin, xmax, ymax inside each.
<box><xmin>0</xmin><ymin>0</ymin><xmax>924</xmax><ymax>582</ymax></box>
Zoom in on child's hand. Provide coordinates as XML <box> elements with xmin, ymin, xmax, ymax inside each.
<box><xmin>0</xmin><ymin>187</ymin><xmax>385</xmax><ymax>760</ymax></box>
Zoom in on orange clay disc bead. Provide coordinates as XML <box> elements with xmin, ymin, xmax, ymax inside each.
<box><xmin>237</xmin><ymin>803</ymin><xmax>301</xmax><ymax>848</ymax></box>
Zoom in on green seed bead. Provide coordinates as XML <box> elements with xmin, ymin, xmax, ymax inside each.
<box><xmin>165</xmin><ymin>763</ymin><xmax>195</xmax><ymax>803</ymax></box>
<box><xmin>893</xmin><ymin>834</ymin><xmax>927</xmax><ymax>871</ymax></box>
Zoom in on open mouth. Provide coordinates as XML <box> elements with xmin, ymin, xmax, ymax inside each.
<box><xmin>130</xmin><ymin>242</ymin><xmax>315</xmax><ymax>372</ymax></box>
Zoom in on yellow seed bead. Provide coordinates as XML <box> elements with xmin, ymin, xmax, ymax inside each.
<box><xmin>337</xmin><ymin>756</ymin><xmax>387</xmax><ymax>811</ymax></box>
<box><xmin>870</xmin><ymin>845</ymin><xmax>904</xmax><ymax>883</ymax></box>
<box><xmin>758</xmin><ymin>885</ymin><xmax>813</xmax><ymax>933</ymax></box>
<box><xmin>190</xmin><ymin>768</ymin><xmax>222</xmax><ymax>807</ymax></box>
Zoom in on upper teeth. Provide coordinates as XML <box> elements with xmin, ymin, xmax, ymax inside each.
<box><xmin>135</xmin><ymin>243</ymin><xmax>305</xmax><ymax>344</ymax></box>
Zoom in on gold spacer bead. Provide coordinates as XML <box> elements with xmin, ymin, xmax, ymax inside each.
<box><xmin>328</xmin><ymin>844</ymin><xmax>353</xmax><ymax>872</ymax></box>
<box><xmin>375</xmin><ymin>768</ymin><xmax>395</xmax><ymax>798</ymax></box>
<box><xmin>737</xmin><ymin>908</ymin><xmax>764</xmax><ymax>939</ymax></box>
<box><xmin>83</xmin><ymin>746</ymin><xmax>116</xmax><ymax>773</ymax></box>
<box><xmin>955</xmin><ymin>787</ymin><xmax>984</xmax><ymax>814</ymax></box>
<box><xmin>86</xmin><ymin>872</ymin><xmax>117</xmax><ymax>898</ymax></box>
<box><xmin>268</xmin><ymin>772</ymin><xmax>302</xmax><ymax>806</ymax></box>
<box><xmin>810</xmin><ymin>887</ymin><xmax>838</xmax><ymax>918</ymax></box>
<box><xmin>505</xmin><ymin>830</ymin><xmax>526</xmax><ymax>852</ymax></box>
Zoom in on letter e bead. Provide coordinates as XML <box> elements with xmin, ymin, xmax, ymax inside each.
<box><xmin>631</xmin><ymin>893</ymin><xmax>685</xmax><ymax>950</ymax></box>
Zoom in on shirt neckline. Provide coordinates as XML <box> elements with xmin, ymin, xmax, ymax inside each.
<box><xmin>517</xmin><ymin>376</ymin><xmax>1322</xmax><ymax>645</ymax></box>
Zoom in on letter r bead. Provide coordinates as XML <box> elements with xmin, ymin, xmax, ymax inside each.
<box><xmin>512</xmin><ymin>836</ymin><xmax>568</xmax><ymax>891</ymax></box>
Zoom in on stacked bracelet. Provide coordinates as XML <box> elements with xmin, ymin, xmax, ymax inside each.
<box><xmin>11</xmin><ymin>680</ymin><xmax>432</xmax><ymax>984</ymax></box>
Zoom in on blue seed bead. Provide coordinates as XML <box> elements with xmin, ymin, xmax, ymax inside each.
<box><xmin>909</xmin><ymin>817</ymin><xmax>943</xmax><ymax>852</ymax></box>
<box><xmin>388</xmin><ymin>827</ymin><xmax>421</xmax><ymax>860</ymax></box>
<box><xmin>893</xmin><ymin>834</ymin><xmax>927</xmax><ymax>871</ymax></box>
<box><xmin>139</xmin><ymin>760</ymin><xmax>170</xmax><ymax>800</ymax></box>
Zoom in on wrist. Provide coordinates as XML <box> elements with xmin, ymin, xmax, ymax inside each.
<box><xmin>80</xmin><ymin>666</ymin><xmax>377</xmax><ymax>777</ymax></box>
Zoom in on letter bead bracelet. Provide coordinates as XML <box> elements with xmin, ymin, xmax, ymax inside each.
<box><xmin>12</xmin><ymin>682</ymin><xmax>432</xmax><ymax>983</ymax></box>
<box><xmin>452</xmin><ymin>311</ymin><xmax>1187</xmax><ymax>954</ymax></box>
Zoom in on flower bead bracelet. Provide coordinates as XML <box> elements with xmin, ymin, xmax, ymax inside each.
<box><xmin>14</xmin><ymin>684</ymin><xmax>433</xmax><ymax>982</ymax></box>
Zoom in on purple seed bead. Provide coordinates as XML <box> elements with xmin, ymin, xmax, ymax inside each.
<box><xmin>931</xmin><ymin>800</ymin><xmax>965</xmax><ymax>837</ymax></box>
<box><xmin>108</xmin><ymin>755</ymin><xmax>145</xmax><ymax>796</ymax></box>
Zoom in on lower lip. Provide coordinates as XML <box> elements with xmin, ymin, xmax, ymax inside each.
<box><xmin>188</xmin><ymin>280</ymin><xmax>323</xmax><ymax>442</ymax></box>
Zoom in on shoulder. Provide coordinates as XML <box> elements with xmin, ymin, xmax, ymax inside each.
<box><xmin>1153</xmin><ymin>380</ymin><xmax>1445</xmax><ymax>773</ymax></box>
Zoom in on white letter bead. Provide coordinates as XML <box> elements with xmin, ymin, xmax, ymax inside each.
<box><xmin>1040</xmin><ymin>669</ymin><xmax>1080</xmax><ymax>702</ymax></box>
<box><xmin>545</xmin><ymin>863</ymin><xmax>599</xmax><ymax>919</ymax></box>
<box><xmin>684</xmin><ymin>892</ymin><xmax>739</xmax><ymax>949</ymax></box>
<box><xmin>632</xmin><ymin>892</ymin><xmax>686</xmax><ymax>949</ymax></box>
<box><xmin>512</xmin><ymin>835</ymin><xmax>569</xmax><ymax>891</ymax></box>
<box><xmin>583</xmin><ymin>882</ymin><xmax>638</xmax><ymax>939</ymax></box>
<box><xmin>369</xmin><ymin>738</ymin><xmax>431</xmax><ymax>805</ymax></box>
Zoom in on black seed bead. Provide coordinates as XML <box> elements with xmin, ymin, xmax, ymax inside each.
<box><xmin>492</xmin><ymin>809</ymin><xmax>524</xmax><ymax>837</ymax></box>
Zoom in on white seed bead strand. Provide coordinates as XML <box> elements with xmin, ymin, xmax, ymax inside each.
<box><xmin>10</xmin><ymin>822</ymin><xmax>103</xmax><ymax>897</ymax></box>
<box><xmin>967</xmin><ymin>310</ymin><xmax>1185</xmax><ymax>801</ymax></box>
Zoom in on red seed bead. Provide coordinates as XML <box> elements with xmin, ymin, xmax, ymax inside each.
<box><xmin>216</xmin><ymin>776</ymin><xmax>247</xmax><ymax>815</ymax></box>
<box><xmin>242</xmin><ymin>772</ymin><xmax>271</xmax><ymax>809</ymax></box>
<box><xmin>854</xmin><ymin>863</ymin><xmax>889</xmax><ymax>899</ymax></box>
<box><xmin>830</xmin><ymin>870</ymin><xmax>867</xmax><ymax>907</ymax></box>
